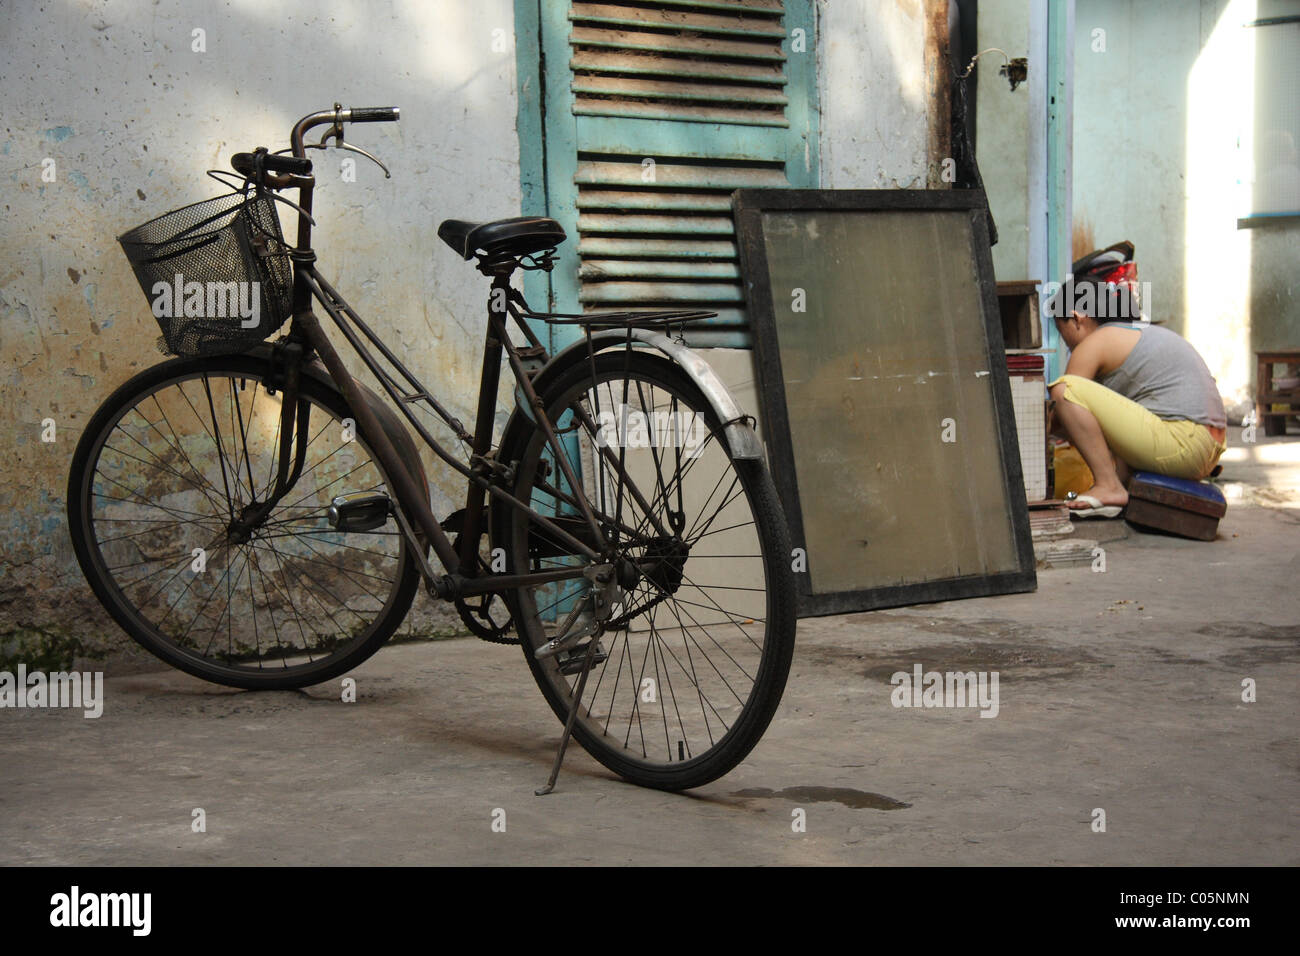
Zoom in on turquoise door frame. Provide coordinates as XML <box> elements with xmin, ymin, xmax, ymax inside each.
<box><xmin>513</xmin><ymin>0</ymin><xmax>819</xmax><ymax>352</ymax></box>
<box><xmin>1044</xmin><ymin>0</ymin><xmax>1073</xmax><ymax>380</ymax></box>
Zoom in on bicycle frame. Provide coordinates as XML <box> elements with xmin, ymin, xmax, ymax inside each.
<box><xmin>261</xmin><ymin>109</ymin><xmax>620</xmax><ymax>602</ymax></box>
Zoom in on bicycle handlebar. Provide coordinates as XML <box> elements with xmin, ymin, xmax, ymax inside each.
<box><xmin>290</xmin><ymin>104</ymin><xmax>400</xmax><ymax>158</ymax></box>
<box><xmin>231</xmin><ymin>105</ymin><xmax>401</xmax><ymax>187</ymax></box>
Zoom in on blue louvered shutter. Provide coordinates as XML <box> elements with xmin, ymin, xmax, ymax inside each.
<box><xmin>531</xmin><ymin>0</ymin><xmax>818</xmax><ymax>348</ymax></box>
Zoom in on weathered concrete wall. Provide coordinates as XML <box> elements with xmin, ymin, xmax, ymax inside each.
<box><xmin>0</xmin><ymin>0</ymin><xmax>523</xmax><ymax>662</ymax></box>
<box><xmin>1073</xmin><ymin>0</ymin><xmax>1298</xmax><ymax>414</ymax></box>
<box><xmin>974</xmin><ymin>0</ymin><xmax>1034</xmax><ymax>282</ymax></box>
<box><xmin>817</xmin><ymin>0</ymin><xmax>932</xmax><ymax>188</ymax></box>
<box><xmin>1</xmin><ymin>0</ymin><xmax>938</xmax><ymax>669</ymax></box>
<box><xmin>1073</xmin><ymin>1</ymin><xmax>1200</xmax><ymax>331</ymax></box>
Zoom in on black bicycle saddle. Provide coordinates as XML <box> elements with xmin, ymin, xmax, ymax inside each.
<box><xmin>437</xmin><ymin>216</ymin><xmax>567</xmax><ymax>261</ymax></box>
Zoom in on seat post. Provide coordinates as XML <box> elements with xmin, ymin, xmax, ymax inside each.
<box><xmin>456</xmin><ymin>272</ymin><xmax>512</xmax><ymax>571</ymax></box>
<box><xmin>474</xmin><ymin>250</ymin><xmax>524</xmax><ymax>278</ymax></box>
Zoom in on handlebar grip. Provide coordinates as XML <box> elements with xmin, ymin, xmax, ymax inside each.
<box><xmin>346</xmin><ymin>106</ymin><xmax>400</xmax><ymax>123</ymax></box>
<box><xmin>231</xmin><ymin>151</ymin><xmax>313</xmax><ymax>177</ymax></box>
<box><xmin>263</xmin><ymin>154</ymin><xmax>313</xmax><ymax>174</ymax></box>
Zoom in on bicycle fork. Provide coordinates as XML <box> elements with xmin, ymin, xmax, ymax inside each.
<box><xmin>225</xmin><ymin>342</ymin><xmax>311</xmax><ymax>543</ymax></box>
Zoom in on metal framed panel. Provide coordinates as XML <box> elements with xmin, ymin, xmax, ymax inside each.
<box><xmin>734</xmin><ymin>188</ymin><xmax>1037</xmax><ymax>616</ymax></box>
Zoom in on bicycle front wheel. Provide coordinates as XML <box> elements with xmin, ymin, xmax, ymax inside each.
<box><xmin>504</xmin><ymin>350</ymin><xmax>797</xmax><ymax>790</ymax></box>
<box><xmin>67</xmin><ymin>354</ymin><xmax>419</xmax><ymax>689</ymax></box>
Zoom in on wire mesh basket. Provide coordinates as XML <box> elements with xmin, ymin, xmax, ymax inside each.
<box><xmin>119</xmin><ymin>191</ymin><xmax>293</xmax><ymax>357</ymax></box>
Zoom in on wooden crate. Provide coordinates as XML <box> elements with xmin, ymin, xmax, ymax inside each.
<box><xmin>997</xmin><ymin>280</ymin><xmax>1042</xmax><ymax>350</ymax></box>
<box><xmin>1255</xmin><ymin>349</ymin><xmax>1300</xmax><ymax>436</ymax></box>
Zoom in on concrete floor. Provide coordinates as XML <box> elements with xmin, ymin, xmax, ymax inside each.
<box><xmin>3</xmin><ymin>431</ymin><xmax>1297</xmax><ymax>865</ymax></box>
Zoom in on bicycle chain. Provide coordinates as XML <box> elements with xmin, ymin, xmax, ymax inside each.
<box><xmin>603</xmin><ymin>588</ymin><xmax>673</xmax><ymax>633</ymax></box>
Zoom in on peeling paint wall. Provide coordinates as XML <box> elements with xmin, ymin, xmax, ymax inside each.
<box><xmin>1</xmin><ymin>0</ymin><xmax>523</xmax><ymax>659</ymax></box>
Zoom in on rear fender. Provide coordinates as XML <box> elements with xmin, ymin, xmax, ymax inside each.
<box><xmin>489</xmin><ymin>331</ymin><xmax>762</xmax><ymax>560</ymax></box>
<box><xmin>499</xmin><ymin>329</ymin><xmax>762</xmax><ymax>464</ymax></box>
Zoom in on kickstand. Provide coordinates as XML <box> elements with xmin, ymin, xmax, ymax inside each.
<box><xmin>535</xmin><ymin>635</ymin><xmax>601</xmax><ymax>796</ymax></box>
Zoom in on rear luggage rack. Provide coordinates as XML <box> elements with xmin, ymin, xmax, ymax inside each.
<box><xmin>514</xmin><ymin>304</ymin><xmax>718</xmax><ymax>332</ymax></box>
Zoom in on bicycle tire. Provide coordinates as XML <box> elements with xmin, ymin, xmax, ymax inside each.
<box><xmin>67</xmin><ymin>353</ymin><xmax>420</xmax><ymax>689</ymax></box>
<box><xmin>502</xmin><ymin>351</ymin><xmax>797</xmax><ymax>790</ymax></box>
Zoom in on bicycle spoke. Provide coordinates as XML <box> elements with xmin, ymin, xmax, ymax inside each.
<box><xmin>200</xmin><ymin>374</ymin><xmax>236</xmax><ymax>514</ymax></box>
<box><xmin>106</xmin><ymin>419</ymin><xmax>226</xmax><ymax>517</ymax></box>
<box><xmin>142</xmin><ymin>393</ymin><xmax>231</xmax><ymax>513</ymax></box>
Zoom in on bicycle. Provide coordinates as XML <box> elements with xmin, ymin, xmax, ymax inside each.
<box><xmin>66</xmin><ymin>104</ymin><xmax>797</xmax><ymax>792</ymax></box>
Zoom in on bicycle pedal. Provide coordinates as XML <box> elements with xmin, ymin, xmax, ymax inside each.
<box><xmin>557</xmin><ymin>640</ymin><xmax>608</xmax><ymax>675</ymax></box>
<box><xmin>328</xmin><ymin>492</ymin><xmax>392</xmax><ymax>532</ymax></box>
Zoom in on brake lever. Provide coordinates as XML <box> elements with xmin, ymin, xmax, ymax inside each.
<box><xmin>307</xmin><ymin>123</ymin><xmax>392</xmax><ymax>179</ymax></box>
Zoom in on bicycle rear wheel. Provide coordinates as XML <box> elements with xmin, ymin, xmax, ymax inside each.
<box><xmin>504</xmin><ymin>351</ymin><xmax>797</xmax><ymax>790</ymax></box>
<box><xmin>67</xmin><ymin>354</ymin><xmax>419</xmax><ymax>689</ymax></box>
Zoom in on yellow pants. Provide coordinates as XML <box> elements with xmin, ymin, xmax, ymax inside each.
<box><xmin>1049</xmin><ymin>374</ymin><xmax>1226</xmax><ymax>480</ymax></box>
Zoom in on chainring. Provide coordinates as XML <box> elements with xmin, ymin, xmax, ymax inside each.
<box><xmin>454</xmin><ymin>591</ymin><xmax>517</xmax><ymax>644</ymax></box>
<box><xmin>448</xmin><ymin>526</ymin><xmax>518</xmax><ymax>644</ymax></box>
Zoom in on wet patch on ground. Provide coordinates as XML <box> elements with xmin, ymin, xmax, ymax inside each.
<box><xmin>732</xmin><ymin>786</ymin><xmax>911</xmax><ymax>810</ymax></box>
<box><xmin>1216</xmin><ymin>642</ymin><xmax>1300</xmax><ymax>668</ymax></box>
<box><xmin>1194</xmin><ymin>621</ymin><xmax>1300</xmax><ymax>642</ymax></box>
<box><xmin>1193</xmin><ymin>621</ymin><xmax>1300</xmax><ymax>668</ymax></box>
<box><xmin>803</xmin><ymin>640</ymin><xmax>1102</xmax><ymax>684</ymax></box>
<box><xmin>1265</xmin><ymin>737</ymin><xmax>1300</xmax><ymax>775</ymax></box>
<box><xmin>857</xmin><ymin>613</ymin><xmax>1043</xmax><ymax>643</ymax></box>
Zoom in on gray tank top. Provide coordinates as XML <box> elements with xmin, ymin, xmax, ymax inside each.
<box><xmin>1098</xmin><ymin>323</ymin><xmax>1227</xmax><ymax>428</ymax></box>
